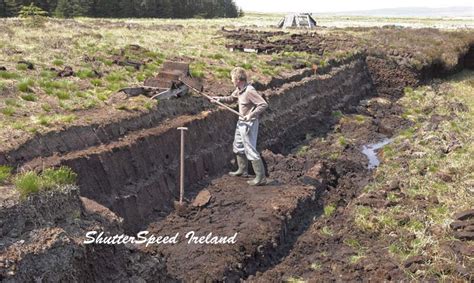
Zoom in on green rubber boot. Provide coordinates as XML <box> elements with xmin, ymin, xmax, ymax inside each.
<box><xmin>247</xmin><ymin>159</ymin><xmax>267</xmax><ymax>186</ymax></box>
<box><xmin>229</xmin><ymin>154</ymin><xmax>248</xmax><ymax>177</ymax></box>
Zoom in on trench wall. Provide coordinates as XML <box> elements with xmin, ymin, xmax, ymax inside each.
<box><xmin>45</xmin><ymin>57</ymin><xmax>375</xmax><ymax>232</ymax></box>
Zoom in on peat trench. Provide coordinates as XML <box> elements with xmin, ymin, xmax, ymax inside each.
<box><xmin>2</xmin><ymin>47</ymin><xmax>474</xmax><ymax>281</ymax></box>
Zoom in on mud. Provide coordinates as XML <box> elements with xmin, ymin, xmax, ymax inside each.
<box><xmin>1</xmin><ymin>29</ymin><xmax>473</xmax><ymax>281</ymax></box>
<box><xmin>140</xmin><ymin>72</ymin><xmax>406</xmax><ymax>281</ymax></box>
<box><xmin>248</xmin><ymin>107</ymin><xmax>405</xmax><ymax>282</ymax></box>
<box><xmin>0</xmin><ymin>186</ymin><xmax>173</xmax><ymax>282</ymax></box>
<box><xmin>222</xmin><ymin>28</ymin><xmax>351</xmax><ymax>55</ymax></box>
<box><xmin>17</xmin><ymin>57</ymin><xmax>374</xmax><ymax>234</ymax></box>
<box><xmin>143</xmin><ymin>175</ymin><xmax>323</xmax><ymax>281</ymax></box>
<box><xmin>57</xmin><ymin>66</ymin><xmax>75</xmax><ymax>77</ymax></box>
<box><xmin>361</xmin><ymin>138</ymin><xmax>392</xmax><ymax>169</ymax></box>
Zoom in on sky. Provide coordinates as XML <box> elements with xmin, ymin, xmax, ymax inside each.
<box><xmin>234</xmin><ymin>0</ymin><xmax>474</xmax><ymax>13</ymax></box>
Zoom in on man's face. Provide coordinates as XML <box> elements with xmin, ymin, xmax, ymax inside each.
<box><xmin>232</xmin><ymin>77</ymin><xmax>238</xmax><ymax>87</ymax></box>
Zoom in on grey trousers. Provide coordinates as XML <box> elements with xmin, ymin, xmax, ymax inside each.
<box><xmin>233</xmin><ymin>119</ymin><xmax>261</xmax><ymax>161</ymax></box>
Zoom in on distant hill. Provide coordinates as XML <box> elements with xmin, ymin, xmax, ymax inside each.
<box><xmin>315</xmin><ymin>6</ymin><xmax>474</xmax><ymax>18</ymax></box>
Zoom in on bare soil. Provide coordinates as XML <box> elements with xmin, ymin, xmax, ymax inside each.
<box><xmin>1</xmin><ymin>27</ymin><xmax>473</xmax><ymax>282</ymax></box>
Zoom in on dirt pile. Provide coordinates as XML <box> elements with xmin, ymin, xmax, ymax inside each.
<box><xmin>222</xmin><ymin>28</ymin><xmax>357</xmax><ymax>55</ymax></box>
<box><xmin>223</xmin><ymin>27</ymin><xmax>474</xmax><ymax>78</ymax></box>
<box><xmin>0</xmin><ymin>186</ymin><xmax>172</xmax><ymax>282</ymax></box>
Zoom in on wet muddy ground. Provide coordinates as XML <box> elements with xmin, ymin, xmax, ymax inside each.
<box><xmin>138</xmin><ymin>72</ymin><xmax>413</xmax><ymax>281</ymax></box>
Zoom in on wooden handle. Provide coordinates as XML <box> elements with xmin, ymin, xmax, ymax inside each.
<box><xmin>179</xmin><ymin>79</ymin><xmax>244</xmax><ymax>118</ymax></box>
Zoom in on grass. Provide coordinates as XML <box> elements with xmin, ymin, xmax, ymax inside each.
<box><xmin>55</xmin><ymin>90</ymin><xmax>70</xmax><ymax>100</ymax></box>
<box><xmin>323</xmin><ymin>204</ymin><xmax>336</xmax><ymax>217</ymax></box>
<box><xmin>354</xmin><ymin>206</ymin><xmax>375</xmax><ymax>232</ymax></box>
<box><xmin>17</xmin><ymin>79</ymin><xmax>35</xmax><ymax>92</ymax></box>
<box><xmin>0</xmin><ymin>16</ymin><xmax>471</xmax><ymax>147</ymax></box>
<box><xmin>14</xmin><ymin>171</ymin><xmax>42</xmax><ymax>197</ymax></box>
<box><xmin>0</xmin><ymin>71</ymin><xmax>20</xmax><ymax>79</ymax></box>
<box><xmin>76</xmin><ymin>68</ymin><xmax>97</xmax><ymax>79</ymax></box>
<box><xmin>41</xmin><ymin>103</ymin><xmax>52</xmax><ymax>112</ymax></box>
<box><xmin>320</xmin><ymin>226</ymin><xmax>333</xmax><ymax>237</ymax></box>
<box><xmin>349</xmin><ymin>254</ymin><xmax>366</xmax><ymax>264</ymax></box>
<box><xmin>350</xmin><ymin>70</ymin><xmax>474</xmax><ymax>280</ymax></box>
<box><xmin>36</xmin><ymin>114</ymin><xmax>77</xmax><ymax>127</ymax></box>
<box><xmin>332</xmin><ymin>110</ymin><xmax>343</xmax><ymax>119</ymax></box>
<box><xmin>310</xmin><ymin>262</ymin><xmax>321</xmax><ymax>271</ymax></box>
<box><xmin>16</xmin><ymin>63</ymin><xmax>28</xmax><ymax>71</ymax></box>
<box><xmin>40</xmin><ymin>167</ymin><xmax>77</xmax><ymax>188</ymax></box>
<box><xmin>338</xmin><ymin>136</ymin><xmax>348</xmax><ymax>147</ymax></box>
<box><xmin>20</xmin><ymin>93</ymin><xmax>37</xmax><ymax>102</ymax></box>
<box><xmin>38</xmin><ymin>115</ymin><xmax>53</xmax><ymax>126</ymax></box>
<box><xmin>0</xmin><ymin>165</ymin><xmax>12</xmax><ymax>184</ymax></box>
<box><xmin>14</xmin><ymin>166</ymin><xmax>77</xmax><ymax>198</ymax></box>
<box><xmin>52</xmin><ymin>59</ymin><xmax>64</xmax><ymax>66</ymax></box>
<box><xmin>1</xmin><ymin>106</ymin><xmax>15</xmax><ymax>116</ymax></box>
<box><xmin>284</xmin><ymin>277</ymin><xmax>306</xmax><ymax>283</ymax></box>
<box><xmin>5</xmin><ymin>98</ymin><xmax>20</xmax><ymax>107</ymax></box>
<box><xmin>295</xmin><ymin>145</ymin><xmax>309</xmax><ymax>157</ymax></box>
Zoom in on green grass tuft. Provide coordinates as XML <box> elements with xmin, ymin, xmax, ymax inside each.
<box><xmin>0</xmin><ymin>71</ymin><xmax>20</xmax><ymax>79</ymax></box>
<box><xmin>17</xmin><ymin>79</ymin><xmax>35</xmax><ymax>92</ymax></box>
<box><xmin>324</xmin><ymin>204</ymin><xmax>336</xmax><ymax>217</ymax></box>
<box><xmin>0</xmin><ymin>166</ymin><xmax>13</xmax><ymax>184</ymax></box>
<box><xmin>5</xmin><ymin>98</ymin><xmax>19</xmax><ymax>107</ymax></box>
<box><xmin>332</xmin><ymin>110</ymin><xmax>343</xmax><ymax>119</ymax></box>
<box><xmin>38</xmin><ymin>115</ymin><xmax>53</xmax><ymax>126</ymax></box>
<box><xmin>16</xmin><ymin>63</ymin><xmax>28</xmax><ymax>71</ymax></box>
<box><xmin>15</xmin><ymin>171</ymin><xmax>42</xmax><ymax>197</ymax></box>
<box><xmin>55</xmin><ymin>90</ymin><xmax>70</xmax><ymax>100</ymax></box>
<box><xmin>20</xmin><ymin>93</ymin><xmax>37</xmax><ymax>102</ymax></box>
<box><xmin>76</xmin><ymin>68</ymin><xmax>97</xmax><ymax>79</ymax></box>
<box><xmin>52</xmin><ymin>59</ymin><xmax>64</xmax><ymax>66</ymax></box>
<box><xmin>1</xmin><ymin>106</ymin><xmax>15</xmax><ymax>116</ymax></box>
<box><xmin>41</xmin><ymin>167</ymin><xmax>77</xmax><ymax>189</ymax></box>
<box><xmin>15</xmin><ymin>167</ymin><xmax>77</xmax><ymax>198</ymax></box>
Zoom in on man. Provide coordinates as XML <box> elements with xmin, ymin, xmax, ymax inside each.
<box><xmin>212</xmin><ymin>67</ymin><xmax>268</xmax><ymax>186</ymax></box>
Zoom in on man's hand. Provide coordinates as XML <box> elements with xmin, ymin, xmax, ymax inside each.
<box><xmin>242</xmin><ymin>114</ymin><xmax>252</xmax><ymax>121</ymax></box>
<box><xmin>210</xmin><ymin>97</ymin><xmax>220</xmax><ymax>104</ymax></box>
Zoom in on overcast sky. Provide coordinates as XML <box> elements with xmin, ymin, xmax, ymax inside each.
<box><xmin>234</xmin><ymin>0</ymin><xmax>474</xmax><ymax>13</ymax></box>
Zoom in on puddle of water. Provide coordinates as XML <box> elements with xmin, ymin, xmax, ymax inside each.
<box><xmin>361</xmin><ymin>138</ymin><xmax>392</xmax><ymax>169</ymax></box>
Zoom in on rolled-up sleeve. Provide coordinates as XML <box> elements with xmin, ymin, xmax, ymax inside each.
<box><xmin>215</xmin><ymin>89</ymin><xmax>238</xmax><ymax>103</ymax></box>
